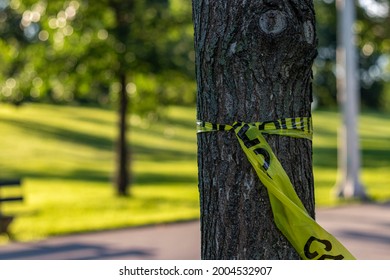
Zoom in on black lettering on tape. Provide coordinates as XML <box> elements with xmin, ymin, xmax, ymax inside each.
<box><xmin>304</xmin><ymin>236</ymin><xmax>344</xmax><ymax>260</ymax></box>
<box><xmin>258</xmin><ymin>120</ymin><xmax>281</xmax><ymax>131</ymax></box>
<box><xmin>253</xmin><ymin>148</ymin><xmax>271</xmax><ymax>170</ymax></box>
<box><xmin>237</xmin><ymin>124</ymin><xmax>261</xmax><ymax>148</ymax></box>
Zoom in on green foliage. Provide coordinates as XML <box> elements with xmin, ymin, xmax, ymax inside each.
<box><xmin>0</xmin><ymin>0</ymin><xmax>195</xmax><ymax>114</ymax></box>
<box><xmin>0</xmin><ymin>104</ymin><xmax>389</xmax><ymax>243</ymax></box>
<box><xmin>313</xmin><ymin>0</ymin><xmax>390</xmax><ymax>111</ymax></box>
<box><xmin>3</xmin><ymin>1</ymin><xmax>389</xmax><ymax>112</ymax></box>
<box><xmin>313</xmin><ymin>0</ymin><xmax>338</xmax><ymax>108</ymax></box>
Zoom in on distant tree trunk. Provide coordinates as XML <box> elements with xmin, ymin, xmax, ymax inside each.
<box><xmin>111</xmin><ymin>0</ymin><xmax>133</xmax><ymax>196</ymax></box>
<box><xmin>335</xmin><ymin>0</ymin><xmax>367</xmax><ymax>199</ymax></box>
<box><xmin>193</xmin><ymin>0</ymin><xmax>317</xmax><ymax>259</ymax></box>
<box><xmin>115</xmin><ymin>72</ymin><xmax>129</xmax><ymax>196</ymax></box>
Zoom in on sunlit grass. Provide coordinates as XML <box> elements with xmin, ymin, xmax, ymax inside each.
<box><xmin>0</xmin><ymin>103</ymin><xmax>198</xmax><ymax>244</ymax></box>
<box><xmin>312</xmin><ymin>109</ymin><xmax>390</xmax><ymax>205</ymax></box>
<box><xmin>0</xmin><ymin>103</ymin><xmax>389</xmax><ymax>243</ymax></box>
<box><xmin>8</xmin><ymin>179</ymin><xmax>199</xmax><ymax>242</ymax></box>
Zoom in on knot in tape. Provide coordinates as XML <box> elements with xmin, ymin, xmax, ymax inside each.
<box><xmin>196</xmin><ymin>116</ymin><xmax>356</xmax><ymax>260</ymax></box>
<box><xmin>233</xmin><ymin>122</ymin><xmax>272</xmax><ymax>172</ymax></box>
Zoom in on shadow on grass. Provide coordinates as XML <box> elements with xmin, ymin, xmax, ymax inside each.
<box><xmin>361</xmin><ymin>148</ymin><xmax>390</xmax><ymax>168</ymax></box>
<box><xmin>131</xmin><ymin>122</ymin><xmax>196</xmax><ymax>147</ymax></box>
<box><xmin>313</xmin><ymin>146</ymin><xmax>338</xmax><ymax>168</ymax></box>
<box><xmin>163</xmin><ymin>113</ymin><xmax>196</xmax><ymax>130</ymax></box>
<box><xmin>2</xmin><ymin>116</ymin><xmax>196</xmax><ymax>184</ymax></box>
<box><xmin>3</xmin><ymin>115</ymin><xmax>196</xmax><ymax>161</ymax></box>
<box><xmin>313</xmin><ymin>126</ymin><xmax>338</xmax><ymax>138</ymax></box>
<box><xmin>134</xmin><ymin>172</ymin><xmax>197</xmax><ymax>186</ymax></box>
<box><xmin>2</xmin><ymin>117</ymin><xmax>114</xmax><ymax>151</ymax></box>
<box><xmin>313</xmin><ymin>146</ymin><xmax>390</xmax><ymax>168</ymax></box>
<box><xmin>7</xmin><ymin>168</ymin><xmax>111</xmax><ymax>183</ymax></box>
<box><xmin>11</xmin><ymin>164</ymin><xmax>197</xmax><ymax>186</ymax></box>
<box><xmin>132</xmin><ymin>143</ymin><xmax>196</xmax><ymax>162</ymax></box>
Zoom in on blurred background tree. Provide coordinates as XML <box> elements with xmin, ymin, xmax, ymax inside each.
<box><xmin>0</xmin><ymin>0</ymin><xmax>196</xmax><ymax>195</ymax></box>
<box><xmin>1</xmin><ymin>0</ymin><xmax>388</xmax><ymax>111</ymax></box>
<box><xmin>0</xmin><ymin>0</ymin><xmax>389</xmax><ymax>195</ymax></box>
<box><xmin>0</xmin><ymin>0</ymin><xmax>195</xmax><ymax>110</ymax></box>
<box><xmin>314</xmin><ymin>0</ymin><xmax>390</xmax><ymax>110</ymax></box>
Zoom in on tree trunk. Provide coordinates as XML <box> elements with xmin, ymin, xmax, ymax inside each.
<box><xmin>335</xmin><ymin>0</ymin><xmax>367</xmax><ymax>199</ymax></box>
<box><xmin>115</xmin><ymin>72</ymin><xmax>129</xmax><ymax>196</ymax></box>
<box><xmin>193</xmin><ymin>0</ymin><xmax>317</xmax><ymax>259</ymax></box>
<box><xmin>111</xmin><ymin>1</ymin><xmax>133</xmax><ymax>196</ymax></box>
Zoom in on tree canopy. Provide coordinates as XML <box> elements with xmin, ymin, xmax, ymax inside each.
<box><xmin>0</xmin><ymin>0</ymin><xmax>389</xmax><ymax>112</ymax></box>
<box><xmin>0</xmin><ymin>0</ymin><xmax>196</xmax><ymax>116</ymax></box>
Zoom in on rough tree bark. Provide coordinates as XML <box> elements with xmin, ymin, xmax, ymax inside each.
<box><xmin>193</xmin><ymin>0</ymin><xmax>317</xmax><ymax>259</ymax></box>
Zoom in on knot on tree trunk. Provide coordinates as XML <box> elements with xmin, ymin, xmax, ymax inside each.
<box><xmin>259</xmin><ymin>10</ymin><xmax>287</xmax><ymax>35</ymax></box>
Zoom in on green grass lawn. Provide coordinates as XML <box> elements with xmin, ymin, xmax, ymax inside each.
<box><xmin>313</xmin><ymin>110</ymin><xmax>390</xmax><ymax>204</ymax></box>
<box><xmin>0</xmin><ymin>103</ymin><xmax>389</xmax><ymax>243</ymax></box>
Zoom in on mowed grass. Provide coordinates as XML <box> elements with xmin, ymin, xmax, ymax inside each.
<box><xmin>313</xmin><ymin>110</ymin><xmax>390</xmax><ymax>205</ymax></box>
<box><xmin>0</xmin><ymin>103</ymin><xmax>389</xmax><ymax>243</ymax></box>
<box><xmin>0</xmin><ymin>103</ymin><xmax>199</xmax><ymax>243</ymax></box>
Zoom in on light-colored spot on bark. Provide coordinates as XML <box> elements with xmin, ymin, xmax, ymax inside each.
<box><xmin>259</xmin><ymin>10</ymin><xmax>287</xmax><ymax>35</ymax></box>
<box><xmin>303</xmin><ymin>20</ymin><xmax>314</xmax><ymax>44</ymax></box>
<box><xmin>229</xmin><ymin>42</ymin><xmax>237</xmax><ymax>55</ymax></box>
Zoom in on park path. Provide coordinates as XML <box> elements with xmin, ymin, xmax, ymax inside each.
<box><xmin>0</xmin><ymin>202</ymin><xmax>389</xmax><ymax>260</ymax></box>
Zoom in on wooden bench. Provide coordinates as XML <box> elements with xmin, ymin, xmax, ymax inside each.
<box><xmin>0</xmin><ymin>179</ymin><xmax>23</xmax><ymax>237</ymax></box>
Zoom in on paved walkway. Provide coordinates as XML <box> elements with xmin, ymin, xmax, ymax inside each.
<box><xmin>0</xmin><ymin>202</ymin><xmax>389</xmax><ymax>260</ymax></box>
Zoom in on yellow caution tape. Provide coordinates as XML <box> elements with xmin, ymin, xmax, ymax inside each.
<box><xmin>197</xmin><ymin>117</ymin><xmax>313</xmax><ymax>140</ymax></box>
<box><xmin>197</xmin><ymin>117</ymin><xmax>356</xmax><ymax>260</ymax></box>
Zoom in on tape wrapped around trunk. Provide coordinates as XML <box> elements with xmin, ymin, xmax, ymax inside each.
<box><xmin>198</xmin><ymin>117</ymin><xmax>356</xmax><ymax>260</ymax></box>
